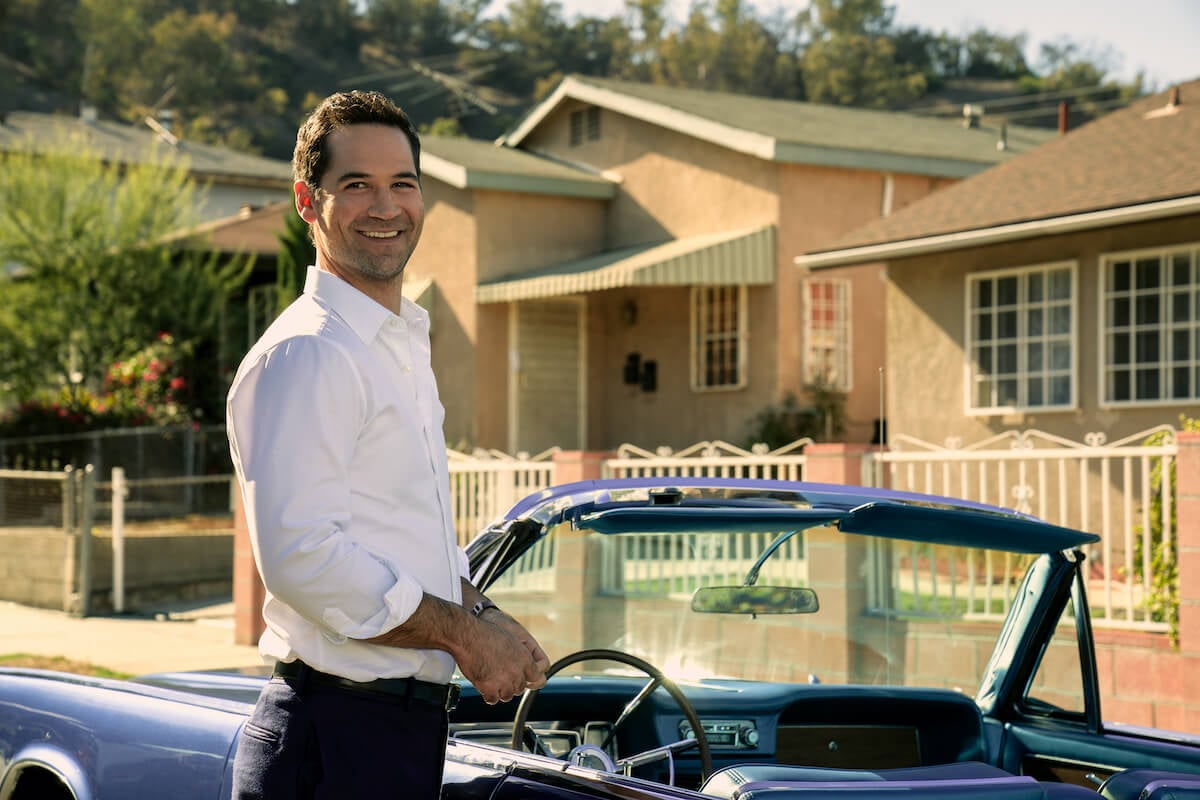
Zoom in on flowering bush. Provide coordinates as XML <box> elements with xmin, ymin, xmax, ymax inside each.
<box><xmin>103</xmin><ymin>332</ymin><xmax>195</xmax><ymax>427</ymax></box>
<box><xmin>0</xmin><ymin>333</ymin><xmax>197</xmax><ymax>439</ymax></box>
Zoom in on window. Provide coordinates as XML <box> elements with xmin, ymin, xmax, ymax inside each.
<box><xmin>803</xmin><ymin>278</ymin><xmax>851</xmax><ymax>391</ymax></box>
<box><xmin>966</xmin><ymin>263</ymin><xmax>1075</xmax><ymax>412</ymax></box>
<box><xmin>568</xmin><ymin>106</ymin><xmax>601</xmax><ymax>147</ymax></box>
<box><xmin>1101</xmin><ymin>244</ymin><xmax>1200</xmax><ymax>406</ymax></box>
<box><xmin>691</xmin><ymin>286</ymin><xmax>747</xmax><ymax>391</ymax></box>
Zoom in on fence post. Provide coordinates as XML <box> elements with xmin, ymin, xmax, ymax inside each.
<box><xmin>803</xmin><ymin>443</ymin><xmax>876</xmax><ymax>486</ymax></box>
<box><xmin>61</xmin><ymin>465</ymin><xmax>76</xmax><ymax>612</ymax></box>
<box><xmin>233</xmin><ymin>482</ymin><xmax>266</xmax><ymax>646</ymax></box>
<box><xmin>112</xmin><ymin>467</ymin><xmax>126</xmax><ymax>614</ymax></box>
<box><xmin>77</xmin><ymin>465</ymin><xmax>96</xmax><ymax>617</ymax></box>
<box><xmin>1176</xmin><ymin>430</ymin><xmax>1200</xmax><ymax>656</ymax></box>
<box><xmin>552</xmin><ymin>450</ymin><xmax>615</xmax><ymax>484</ymax></box>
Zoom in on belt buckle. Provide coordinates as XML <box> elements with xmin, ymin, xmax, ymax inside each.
<box><xmin>445</xmin><ymin>682</ymin><xmax>461</xmax><ymax>711</ymax></box>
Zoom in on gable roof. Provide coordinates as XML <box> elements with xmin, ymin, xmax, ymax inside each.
<box><xmin>0</xmin><ymin>110</ymin><xmax>291</xmax><ymax>187</ymax></box>
<box><xmin>422</xmin><ymin>135</ymin><xmax>614</xmax><ymax>198</ymax></box>
<box><xmin>502</xmin><ymin>75</ymin><xmax>1054</xmax><ymax>178</ymax></box>
<box><xmin>797</xmin><ymin>79</ymin><xmax>1200</xmax><ymax>268</ymax></box>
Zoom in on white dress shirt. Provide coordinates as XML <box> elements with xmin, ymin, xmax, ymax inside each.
<box><xmin>227</xmin><ymin>266</ymin><xmax>466</xmax><ymax>683</ymax></box>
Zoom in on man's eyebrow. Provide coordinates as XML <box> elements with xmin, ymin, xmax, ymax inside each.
<box><xmin>333</xmin><ymin>170</ymin><xmax>419</xmax><ymax>183</ymax></box>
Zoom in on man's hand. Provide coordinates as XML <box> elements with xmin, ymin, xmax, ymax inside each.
<box><xmin>478</xmin><ymin>608</ymin><xmax>550</xmax><ymax>691</ymax></box>
<box><xmin>455</xmin><ymin>616</ymin><xmax>547</xmax><ymax>704</ymax></box>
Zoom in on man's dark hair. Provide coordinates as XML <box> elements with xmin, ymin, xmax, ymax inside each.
<box><xmin>293</xmin><ymin>90</ymin><xmax>421</xmax><ymax>190</ymax></box>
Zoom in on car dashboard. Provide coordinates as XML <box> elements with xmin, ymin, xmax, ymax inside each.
<box><xmin>449</xmin><ymin>676</ymin><xmax>988</xmax><ymax>791</ymax></box>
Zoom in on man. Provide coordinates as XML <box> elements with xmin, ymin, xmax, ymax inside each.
<box><xmin>227</xmin><ymin>90</ymin><xmax>549</xmax><ymax>798</ymax></box>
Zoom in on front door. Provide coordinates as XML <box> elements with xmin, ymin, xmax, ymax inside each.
<box><xmin>509</xmin><ymin>299</ymin><xmax>585</xmax><ymax>454</ymax></box>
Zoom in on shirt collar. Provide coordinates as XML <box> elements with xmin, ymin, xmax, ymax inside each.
<box><xmin>303</xmin><ymin>266</ymin><xmax>429</xmax><ymax>343</ymax></box>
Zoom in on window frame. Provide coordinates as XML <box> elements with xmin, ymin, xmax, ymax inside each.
<box><xmin>690</xmin><ymin>285</ymin><xmax>748</xmax><ymax>393</ymax></box>
<box><xmin>802</xmin><ymin>277</ymin><xmax>853</xmax><ymax>392</ymax></box>
<box><xmin>1098</xmin><ymin>242</ymin><xmax>1200</xmax><ymax>409</ymax></box>
<box><xmin>963</xmin><ymin>261</ymin><xmax>1078</xmax><ymax>416</ymax></box>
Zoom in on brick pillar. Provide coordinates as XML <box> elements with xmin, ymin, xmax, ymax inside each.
<box><xmin>232</xmin><ymin>486</ymin><xmax>265</xmax><ymax>646</ymax></box>
<box><xmin>1176</xmin><ymin>430</ymin><xmax>1200</xmax><ymax>655</ymax></box>
<box><xmin>803</xmin><ymin>442</ymin><xmax>877</xmax><ymax>486</ymax></box>
<box><xmin>552</xmin><ymin>450</ymin><xmax>615</xmax><ymax>484</ymax></box>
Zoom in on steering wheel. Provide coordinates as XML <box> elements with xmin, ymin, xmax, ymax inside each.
<box><xmin>510</xmin><ymin>647</ymin><xmax>713</xmax><ymax>784</ymax></box>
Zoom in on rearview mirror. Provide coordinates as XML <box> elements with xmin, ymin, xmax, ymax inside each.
<box><xmin>691</xmin><ymin>585</ymin><xmax>819</xmax><ymax>615</ymax></box>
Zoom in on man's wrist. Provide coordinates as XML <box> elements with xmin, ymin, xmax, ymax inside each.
<box><xmin>471</xmin><ymin>599</ymin><xmax>501</xmax><ymax>619</ymax></box>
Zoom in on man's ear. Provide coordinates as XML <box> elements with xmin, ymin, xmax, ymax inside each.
<box><xmin>295</xmin><ymin>180</ymin><xmax>317</xmax><ymax>223</ymax></box>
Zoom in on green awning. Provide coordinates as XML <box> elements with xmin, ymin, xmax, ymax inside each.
<box><xmin>476</xmin><ymin>225</ymin><xmax>775</xmax><ymax>303</ymax></box>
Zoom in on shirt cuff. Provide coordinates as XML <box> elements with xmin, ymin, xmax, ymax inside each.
<box><xmin>319</xmin><ymin>565</ymin><xmax>424</xmax><ymax>643</ymax></box>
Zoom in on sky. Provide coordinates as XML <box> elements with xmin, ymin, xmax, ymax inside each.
<box><xmin>532</xmin><ymin>0</ymin><xmax>1199</xmax><ymax>90</ymax></box>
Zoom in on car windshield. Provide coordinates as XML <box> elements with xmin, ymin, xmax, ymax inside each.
<box><xmin>481</xmin><ymin>516</ymin><xmax>1041</xmax><ymax>693</ymax></box>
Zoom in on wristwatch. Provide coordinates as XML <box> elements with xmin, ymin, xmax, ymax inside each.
<box><xmin>471</xmin><ymin>599</ymin><xmax>500</xmax><ymax>618</ymax></box>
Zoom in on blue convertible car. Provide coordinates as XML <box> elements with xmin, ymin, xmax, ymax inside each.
<box><xmin>3</xmin><ymin>478</ymin><xmax>1200</xmax><ymax>799</ymax></box>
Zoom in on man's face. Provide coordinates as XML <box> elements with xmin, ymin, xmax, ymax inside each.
<box><xmin>295</xmin><ymin>123</ymin><xmax>424</xmax><ymax>285</ymax></box>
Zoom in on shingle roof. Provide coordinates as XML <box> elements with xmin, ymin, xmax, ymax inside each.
<box><xmin>422</xmin><ymin>135</ymin><xmax>614</xmax><ymax>198</ymax></box>
<box><xmin>503</xmin><ymin>75</ymin><xmax>1054</xmax><ymax>178</ymax></box>
<box><xmin>0</xmin><ymin>110</ymin><xmax>292</xmax><ymax>185</ymax></box>
<box><xmin>805</xmin><ymin>79</ymin><xmax>1200</xmax><ymax>257</ymax></box>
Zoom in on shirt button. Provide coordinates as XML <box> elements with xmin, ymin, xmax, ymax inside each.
<box><xmin>403</xmin><ymin>365</ymin><xmax>412</xmax><ymax>373</ymax></box>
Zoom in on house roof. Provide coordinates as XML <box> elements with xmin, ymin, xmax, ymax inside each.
<box><xmin>797</xmin><ymin>79</ymin><xmax>1200</xmax><ymax>269</ymax></box>
<box><xmin>476</xmin><ymin>225</ymin><xmax>775</xmax><ymax>303</ymax></box>
<box><xmin>501</xmin><ymin>75</ymin><xmax>1054</xmax><ymax>178</ymax></box>
<box><xmin>165</xmin><ymin>200</ymin><xmax>295</xmax><ymax>256</ymax></box>
<box><xmin>0</xmin><ymin>110</ymin><xmax>292</xmax><ymax>187</ymax></box>
<box><xmin>423</xmin><ymin>135</ymin><xmax>615</xmax><ymax>199</ymax></box>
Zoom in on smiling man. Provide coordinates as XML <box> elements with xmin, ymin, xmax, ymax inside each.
<box><xmin>226</xmin><ymin>90</ymin><xmax>548</xmax><ymax>799</ymax></box>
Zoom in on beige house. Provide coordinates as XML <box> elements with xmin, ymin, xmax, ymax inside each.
<box><xmin>0</xmin><ymin>108</ymin><xmax>293</xmax><ymax>222</ymax></box>
<box><xmin>795</xmin><ymin>80</ymin><xmax>1200</xmax><ymax>446</ymax></box>
<box><xmin>403</xmin><ymin>75</ymin><xmax>1053</xmax><ymax>453</ymax></box>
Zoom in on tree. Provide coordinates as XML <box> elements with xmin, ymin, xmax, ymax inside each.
<box><xmin>800</xmin><ymin>0</ymin><xmax>926</xmax><ymax>108</ymax></box>
<box><xmin>274</xmin><ymin>205</ymin><xmax>315</xmax><ymax>317</ymax></box>
<box><xmin>0</xmin><ymin>127</ymin><xmax>251</xmax><ymax>415</ymax></box>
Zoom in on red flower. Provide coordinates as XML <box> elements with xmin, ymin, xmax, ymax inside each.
<box><xmin>169</xmin><ymin>377</ymin><xmax>186</xmax><ymax>390</ymax></box>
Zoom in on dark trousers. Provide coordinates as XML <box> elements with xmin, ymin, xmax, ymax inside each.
<box><xmin>232</xmin><ymin>667</ymin><xmax>450</xmax><ymax>799</ymax></box>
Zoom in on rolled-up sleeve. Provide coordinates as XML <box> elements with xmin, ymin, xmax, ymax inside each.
<box><xmin>228</xmin><ymin>336</ymin><xmax>423</xmax><ymax>639</ymax></box>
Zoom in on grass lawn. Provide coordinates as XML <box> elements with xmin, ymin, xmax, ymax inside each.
<box><xmin>0</xmin><ymin>653</ymin><xmax>131</xmax><ymax>679</ymax></box>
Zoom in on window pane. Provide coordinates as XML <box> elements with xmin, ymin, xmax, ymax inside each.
<box><xmin>1109</xmin><ymin>297</ymin><xmax>1130</xmax><ymax>327</ymax></box>
<box><xmin>1028</xmin><ymin>377</ymin><xmax>1043</xmax><ymax>406</ymax></box>
<box><xmin>975</xmin><ymin>379</ymin><xmax>992</xmax><ymax>407</ymax></box>
<box><xmin>1048</xmin><ymin>269</ymin><xmax>1072</xmax><ymax>300</ymax></box>
<box><xmin>997</xmin><ymin>310</ymin><xmax>1017</xmax><ymax>339</ymax></box>
<box><xmin>997</xmin><ymin>379</ymin><xmax>1018</xmax><ymax>405</ymax></box>
<box><xmin>1027</xmin><ymin>273</ymin><xmax>1043</xmax><ymax>302</ymax></box>
<box><xmin>998</xmin><ymin>277</ymin><xmax>1018</xmax><ymax>306</ymax></box>
<box><xmin>1136</xmin><ymin>294</ymin><xmax>1161</xmax><ymax>323</ymax></box>
<box><xmin>1172</xmin><ymin>253</ymin><xmax>1192</xmax><ymax>285</ymax></box>
<box><xmin>1110</xmin><ymin>333</ymin><xmax>1130</xmax><ymax>365</ymax></box>
<box><xmin>974</xmin><ymin>280</ymin><xmax>992</xmax><ymax>308</ymax></box>
<box><xmin>1172</xmin><ymin>291</ymin><xmax>1190</xmax><ymax>323</ymax></box>
<box><xmin>1135</xmin><ymin>258</ymin><xmax>1161</xmax><ymax>289</ymax></box>
<box><xmin>1136</xmin><ymin>331</ymin><xmax>1160</xmax><ymax>361</ymax></box>
<box><xmin>976</xmin><ymin>313</ymin><xmax>993</xmax><ymax>341</ymax></box>
<box><xmin>1110</xmin><ymin>261</ymin><xmax>1130</xmax><ymax>292</ymax></box>
<box><xmin>1136</xmin><ymin>368</ymin><xmax>1159</xmax><ymax>399</ymax></box>
<box><xmin>1050</xmin><ymin>342</ymin><xmax>1071</xmax><ymax>370</ymax></box>
<box><xmin>1050</xmin><ymin>305</ymin><xmax>1071</xmax><ymax>335</ymax></box>
<box><xmin>1110</xmin><ymin>370</ymin><xmax>1130</xmax><ymax>401</ymax></box>
<box><xmin>1028</xmin><ymin>308</ymin><xmax>1044</xmax><ymax>336</ymax></box>
<box><xmin>998</xmin><ymin>344</ymin><xmax>1017</xmax><ymax>374</ymax></box>
<box><xmin>1027</xmin><ymin>600</ymin><xmax>1085</xmax><ymax>716</ymax></box>
<box><xmin>1173</xmin><ymin>330</ymin><xmax>1190</xmax><ymax>360</ymax></box>
<box><xmin>1050</xmin><ymin>376</ymin><xmax>1071</xmax><ymax>405</ymax></box>
<box><xmin>975</xmin><ymin>347</ymin><xmax>992</xmax><ymax>372</ymax></box>
<box><xmin>1028</xmin><ymin>342</ymin><xmax>1044</xmax><ymax>371</ymax></box>
<box><xmin>1172</xmin><ymin>367</ymin><xmax>1191</xmax><ymax>398</ymax></box>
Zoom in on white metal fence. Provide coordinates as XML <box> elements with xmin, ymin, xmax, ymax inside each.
<box><xmin>865</xmin><ymin>426</ymin><xmax>1178</xmax><ymax>631</ymax></box>
<box><xmin>603</xmin><ymin>438</ymin><xmax>811</xmax><ymax>480</ymax></box>
<box><xmin>2</xmin><ymin>426</ymin><xmax>1180</xmax><ymax>631</ymax></box>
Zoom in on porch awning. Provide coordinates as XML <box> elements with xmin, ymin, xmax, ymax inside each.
<box><xmin>475</xmin><ymin>224</ymin><xmax>775</xmax><ymax>304</ymax></box>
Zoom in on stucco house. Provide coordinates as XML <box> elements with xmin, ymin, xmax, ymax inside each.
<box><xmin>794</xmin><ymin>79</ymin><xmax>1200</xmax><ymax>448</ymax></box>
<box><xmin>0</xmin><ymin>107</ymin><xmax>292</xmax><ymax>222</ymax></box>
<box><xmin>401</xmin><ymin>75</ymin><xmax>1054</xmax><ymax>454</ymax></box>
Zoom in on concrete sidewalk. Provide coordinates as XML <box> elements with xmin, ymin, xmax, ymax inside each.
<box><xmin>0</xmin><ymin>599</ymin><xmax>267</xmax><ymax>676</ymax></box>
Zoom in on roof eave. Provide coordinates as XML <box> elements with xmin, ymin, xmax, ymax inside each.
<box><xmin>501</xmin><ymin>76</ymin><xmax>777</xmax><ymax>161</ymax></box>
<box><xmin>775</xmin><ymin>142</ymin><xmax>991</xmax><ymax>179</ymax></box>
<box><xmin>422</xmin><ymin>151</ymin><xmax>614</xmax><ymax>199</ymax></box>
<box><xmin>795</xmin><ymin>195</ymin><xmax>1200</xmax><ymax>270</ymax></box>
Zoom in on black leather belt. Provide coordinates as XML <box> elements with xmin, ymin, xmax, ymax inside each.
<box><xmin>273</xmin><ymin>659</ymin><xmax>460</xmax><ymax>711</ymax></box>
